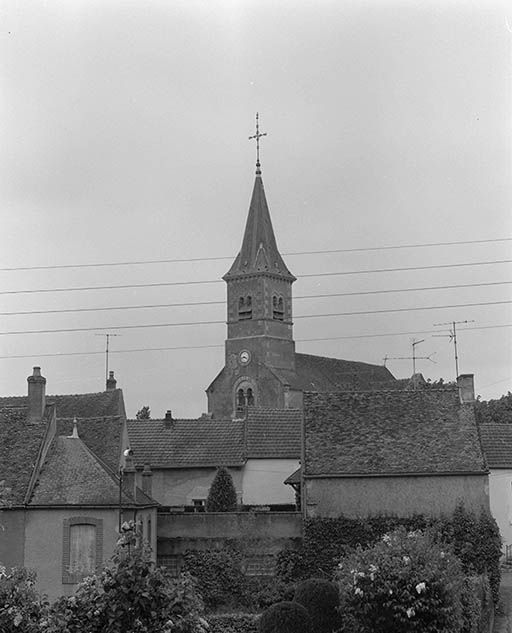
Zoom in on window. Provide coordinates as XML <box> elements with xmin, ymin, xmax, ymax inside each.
<box><xmin>273</xmin><ymin>295</ymin><xmax>284</xmax><ymax>321</ymax></box>
<box><xmin>238</xmin><ymin>295</ymin><xmax>253</xmax><ymax>320</ymax></box>
<box><xmin>62</xmin><ymin>517</ymin><xmax>103</xmax><ymax>584</ymax></box>
<box><xmin>235</xmin><ymin>384</ymin><xmax>256</xmax><ymax>413</ymax></box>
<box><xmin>192</xmin><ymin>499</ymin><xmax>206</xmax><ymax>513</ymax></box>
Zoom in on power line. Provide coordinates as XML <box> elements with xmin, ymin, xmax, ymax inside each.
<box><xmin>0</xmin><ymin>299</ymin><xmax>510</xmax><ymax>336</ymax></box>
<box><xmin>1</xmin><ymin>279</ymin><xmax>510</xmax><ymax>317</ymax></box>
<box><xmin>1</xmin><ymin>237</ymin><xmax>510</xmax><ymax>272</ymax></box>
<box><xmin>1</xmin><ymin>258</ymin><xmax>511</xmax><ymax>296</ymax></box>
<box><xmin>1</xmin><ymin>323</ymin><xmax>510</xmax><ymax>360</ymax></box>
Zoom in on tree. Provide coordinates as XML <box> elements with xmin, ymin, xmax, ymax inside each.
<box><xmin>475</xmin><ymin>392</ymin><xmax>512</xmax><ymax>425</ymax></box>
<box><xmin>206</xmin><ymin>467</ymin><xmax>237</xmax><ymax>512</ymax></box>
<box><xmin>136</xmin><ymin>406</ymin><xmax>151</xmax><ymax>420</ymax></box>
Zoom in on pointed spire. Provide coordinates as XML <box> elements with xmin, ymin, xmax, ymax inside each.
<box><xmin>224</xmin><ymin>174</ymin><xmax>295</xmax><ymax>281</ymax></box>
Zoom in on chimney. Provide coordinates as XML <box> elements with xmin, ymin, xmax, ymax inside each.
<box><xmin>141</xmin><ymin>463</ymin><xmax>153</xmax><ymax>498</ymax></box>
<box><xmin>457</xmin><ymin>374</ymin><xmax>475</xmax><ymax>404</ymax></box>
<box><xmin>164</xmin><ymin>410</ymin><xmax>173</xmax><ymax>428</ymax></box>
<box><xmin>27</xmin><ymin>366</ymin><xmax>46</xmax><ymax>423</ymax></box>
<box><xmin>122</xmin><ymin>451</ymin><xmax>136</xmax><ymax>499</ymax></box>
<box><xmin>106</xmin><ymin>370</ymin><xmax>117</xmax><ymax>391</ymax></box>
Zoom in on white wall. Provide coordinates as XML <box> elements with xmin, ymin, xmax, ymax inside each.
<box><xmin>242</xmin><ymin>459</ymin><xmax>299</xmax><ymax>505</ymax></box>
<box><xmin>489</xmin><ymin>468</ymin><xmax>512</xmax><ymax>552</ymax></box>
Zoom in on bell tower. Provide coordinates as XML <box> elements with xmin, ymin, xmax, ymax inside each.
<box><xmin>206</xmin><ymin>115</ymin><xmax>297</xmax><ymax>416</ymax></box>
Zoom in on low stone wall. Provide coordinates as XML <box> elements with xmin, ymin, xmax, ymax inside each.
<box><xmin>157</xmin><ymin>511</ymin><xmax>302</xmax><ymax>573</ymax></box>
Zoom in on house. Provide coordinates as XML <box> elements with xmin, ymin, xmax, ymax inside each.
<box><xmin>127</xmin><ymin>407</ymin><xmax>302</xmax><ymax>509</ymax></box>
<box><xmin>301</xmin><ymin>374</ymin><xmax>489</xmax><ymax>518</ymax></box>
<box><xmin>0</xmin><ymin>367</ymin><xmax>158</xmax><ymax>602</ymax></box>
<box><xmin>478</xmin><ymin>423</ymin><xmax>512</xmax><ymax>555</ymax></box>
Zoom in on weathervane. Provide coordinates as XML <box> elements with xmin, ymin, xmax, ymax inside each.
<box><xmin>249</xmin><ymin>112</ymin><xmax>267</xmax><ymax>174</ymax></box>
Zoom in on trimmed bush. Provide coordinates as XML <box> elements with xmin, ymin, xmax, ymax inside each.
<box><xmin>294</xmin><ymin>578</ymin><xmax>340</xmax><ymax>633</ymax></box>
<box><xmin>207</xmin><ymin>613</ymin><xmax>260</xmax><ymax>633</ymax></box>
<box><xmin>206</xmin><ymin>467</ymin><xmax>238</xmax><ymax>512</ymax></box>
<box><xmin>259</xmin><ymin>601</ymin><xmax>311</xmax><ymax>633</ymax></box>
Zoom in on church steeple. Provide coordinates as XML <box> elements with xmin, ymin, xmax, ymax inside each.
<box><xmin>223</xmin><ymin>174</ymin><xmax>295</xmax><ymax>281</ymax></box>
<box><xmin>224</xmin><ymin>113</ymin><xmax>295</xmax><ymax>282</ymax></box>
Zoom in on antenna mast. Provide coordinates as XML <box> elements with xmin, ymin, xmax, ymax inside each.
<box><xmin>433</xmin><ymin>319</ymin><xmax>475</xmax><ymax>379</ymax></box>
<box><xmin>94</xmin><ymin>333</ymin><xmax>120</xmax><ymax>386</ymax></box>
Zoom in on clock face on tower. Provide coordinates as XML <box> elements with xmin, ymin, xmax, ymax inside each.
<box><xmin>239</xmin><ymin>350</ymin><xmax>251</xmax><ymax>365</ymax></box>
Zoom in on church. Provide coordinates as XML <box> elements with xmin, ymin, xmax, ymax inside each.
<box><xmin>206</xmin><ymin>130</ymin><xmax>394</xmax><ymax>419</ymax></box>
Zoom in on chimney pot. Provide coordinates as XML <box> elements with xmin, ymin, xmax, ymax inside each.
<box><xmin>165</xmin><ymin>410</ymin><xmax>173</xmax><ymax>420</ymax></box>
<box><xmin>27</xmin><ymin>366</ymin><xmax>46</xmax><ymax>423</ymax></box>
<box><xmin>106</xmin><ymin>371</ymin><xmax>117</xmax><ymax>391</ymax></box>
<box><xmin>457</xmin><ymin>373</ymin><xmax>475</xmax><ymax>404</ymax></box>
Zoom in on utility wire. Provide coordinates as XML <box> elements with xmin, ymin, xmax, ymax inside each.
<box><xmin>1</xmin><ymin>237</ymin><xmax>510</xmax><ymax>272</ymax></box>
<box><xmin>1</xmin><ymin>323</ymin><xmax>510</xmax><ymax>360</ymax></box>
<box><xmin>1</xmin><ymin>258</ymin><xmax>511</xmax><ymax>296</ymax></box>
<box><xmin>1</xmin><ymin>280</ymin><xmax>510</xmax><ymax>317</ymax></box>
<box><xmin>0</xmin><ymin>299</ymin><xmax>510</xmax><ymax>336</ymax></box>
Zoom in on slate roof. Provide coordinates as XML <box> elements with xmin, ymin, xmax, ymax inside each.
<box><xmin>0</xmin><ymin>389</ymin><xmax>125</xmax><ymax>419</ymax></box>
<box><xmin>223</xmin><ymin>174</ymin><xmax>295</xmax><ymax>281</ymax></box>
<box><xmin>56</xmin><ymin>417</ymin><xmax>123</xmax><ymax>472</ymax></box>
<box><xmin>246</xmin><ymin>408</ymin><xmax>301</xmax><ymax>458</ymax></box>
<box><xmin>0</xmin><ymin>406</ymin><xmax>48</xmax><ymax>504</ymax></box>
<box><xmin>127</xmin><ymin>418</ymin><xmax>246</xmax><ymax>468</ymax></box>
<box><xmin>29</xmin><ymin>435</ymin><xmax>155</xmax><ymax>506</ymax></box>
<box><xmin>304</xmin><ymin>390</ymin><xmax>486</xmax><ymax>476</ymax></box>
<box><xmin>292</xmin><ymin>353</ymin><xmax>395</xmax><ymax>391</ymax></box>
<box><xmin>478</xmin><ymin>424</ymin><xmax>512</xmax><ymax>468</ymax></box>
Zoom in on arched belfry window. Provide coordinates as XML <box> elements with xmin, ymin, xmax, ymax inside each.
<box><xmin>235</xmin><ymin>382</ymin><xmax>256</xmax><ymax>414</ymax></box>
<box><xmin>273</xmin><ymin>295</ymin><xmax>284</xmax><ymax>321</ymax></box>
<box><xmin>238</xmin><ymin>295</ymin><xmax>253</xmax><ymax>320</ymax></box>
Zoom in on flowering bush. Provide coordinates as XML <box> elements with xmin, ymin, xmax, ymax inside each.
<box><xmin>336</xmin><ymin>528</ymin><xmax>465</xmax><ymax>633</ymax></box>
<box><xmin>0</xmin><ymin>565</ymin><xmax>47</xmax><ymax>633</ymax></box>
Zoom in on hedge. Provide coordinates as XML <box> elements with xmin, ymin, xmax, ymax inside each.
<box><xmin>206</xmin><ymin>614</ymin><xmax>259</xmax><ymax>633</ymax></box>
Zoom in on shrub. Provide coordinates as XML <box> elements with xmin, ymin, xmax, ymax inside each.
<box><xmin>336</xmin><ymin>528</ymin><xmax>465</xmax><ymax>633</ymax></box>
<box><xmin>259</xmin><ymin>601</ymin><xmax>311</xmax><ymax>633</ymax></box>
<box><xmin>294</xmin><ymin>578</ymin><xmax>340</xmax><ymax>633</ymax></box>
<box><xmin>207</xmin><ymin>613</ymin><xmax>260</xmax><ymax>633</ymax></box>
<box><xmin>43</xmin><ymin>523</ymin><xmax>206</xmax><ymax>633</ymax></box>
<box><xmin>206</xmin><ymin>467</ymin><xmax>238</xmax><ymax>512</ymax></box>
<box><xmin>246</xmin><ymin>576</ymin><xmax>293</xmax><ymax>610</ymax></box>
<box><xmin>0</xmin><ymin>566</ymin><xmax>47</xmax><ymax>633</ymax></box>
<box><xmin>182</xmin><ymin>548</ymin><xmax>247</xmax><ymax>611</ymax></box>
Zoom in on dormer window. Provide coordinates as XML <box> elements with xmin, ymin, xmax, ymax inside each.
<box><xmin>273</xmin><ymin>295</ymin><xmax>284</xmax><ymax>321</ymax></box>
<box><xmin>238</xmin><ymin>295</ymin><xmax>253</xmax><ymax>320</ymax></box>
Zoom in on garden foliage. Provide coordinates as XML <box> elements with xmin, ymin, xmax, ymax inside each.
<box><xmin>0</xmin><ymin>566</ymin><xmax>47</xmax><ymax>633</ymax></box>
<box><xmin>293</xmin><ymin>578</ymin><xmax>340</xmax><ymax>633</ymax></box>
<box><xmin>207</xmin><ymin>613</ymin><xmax>260</xmax><ymax>633</ymax></box>
<box><xmin>259</xmin><ymin>601</ymin><xmax>311</xmax><ymax>633</ymax></box>
<box><xmin>206</xmin><ymin>467</ymin><xmax>238</xmax><ymax>512</ymax></box>
<box><xmin>336</xmin><ymin>527</ymin><xmax>465</xmax><ymax>633</ymax></box>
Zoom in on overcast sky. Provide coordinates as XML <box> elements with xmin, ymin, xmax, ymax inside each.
<box><xmin>1</xmin><ymin>0</ymin><xmax>511</xmax><ymax>418</ymax></box>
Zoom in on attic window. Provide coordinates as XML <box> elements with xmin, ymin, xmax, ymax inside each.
<box><xmin>238</xmin><ymin>295</ymin><xmax>253</xmax><ymax>320</ymax></box>
<box><xmin>272</xmin><ymin>295</ymin><xmax>284</xmax><ymax>321</ymax></box>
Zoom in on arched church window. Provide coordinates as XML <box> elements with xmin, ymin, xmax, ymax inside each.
<box><xmin>238</xmin><ymin>295</ymin><xmax>253</xmax><ymax>320</ymax></box>
<box><xmin>247</xmin><ymin>388</ymin><xmax>254</xmax><ymax>406</ymax></box>
<box><xmin>273</xmin><ymin>295</ymin><xmax>284</xmax><ymax>321</ymax></box>
<box><xmin>237</xmin><ymin>389</ymin><xmax>246</xmax><ymax>408</ymax></box>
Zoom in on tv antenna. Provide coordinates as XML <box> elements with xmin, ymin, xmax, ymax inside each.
<box><xmin>383</xmin><ymin>339</ymin><xmax>436</xmax><ymax>385</ymax></box>
<box><xmin>94</xmin><ymin>333</ymin><xmax>120</xmax><ymax>386</ymax></box>
<box><xmin>433</xmin><ymin>319</ymin><xmax>475</xmax><ymax>379</ymax></box>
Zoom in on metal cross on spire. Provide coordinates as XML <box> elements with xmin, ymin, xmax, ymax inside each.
<box><xmin>249</xmin><ymin>112</ymin><xmax>267</xmax><ymax>174</ymax></box>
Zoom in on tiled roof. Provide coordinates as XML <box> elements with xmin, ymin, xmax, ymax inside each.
<box><xmin>284</xmin><ymin>467</ymin><xmax>301</xmax><ymax>485</ymax></box>
<box><xmin>29</xmin><ymin>435</ymin><xmax>155</xmax><ymax>506</ymax></box>
<box><xmin>479</xmin><ymin>424</ymin><xmax>512</xmax><ymax>468</ymax></box>
<box><xmin>304</xmin><ymin>390</ymin><xmax>486</xmax><ymax>476</ymax></box>
<box><xmin>0</xmin><ymin>406</ymin><xmax>47</xmax><ymax>504</ymax></box>
<box><xmin>0</xmin><ymin>389</ymin><xmax>125</xmax><ymax>419</ymax></box>
<box><xmin>56</xmin><ymin>417</ymin><xmax>123</xmax><ymax>472</ymax></box>
<box><xmin>292</xmin><ymin>353</ymin><xmax>395</xmax><ymax>391</ymax></box>
<box><xmin>246</xmin><ymin>408</ymin><xmax>302</xmax><ymax>458</ymax></box>
<box><xmin>127</xmin><ymin>418</ymin><xmax>246</xmax><ymax>468</ymax></box>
